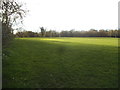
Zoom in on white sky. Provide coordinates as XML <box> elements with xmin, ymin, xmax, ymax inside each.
<box><xmin>18</xmin><ymin>0</ymin><xmax>119</xmax><ymax>32</ymax></box>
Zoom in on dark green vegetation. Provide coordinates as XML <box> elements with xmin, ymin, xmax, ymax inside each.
<box><xmin>16</xmin><ymin>29</ymin><xmax>120</xmax><ymax>38</ymax></box>
<box><xmin>3</xmin><ymin>37</ymin><xmax>118</xmax><ymax>88</ymax></box>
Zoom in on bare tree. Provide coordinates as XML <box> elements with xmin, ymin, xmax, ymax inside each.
<box><xmin>2</xmin><ymin>0</ymin><xmax>27</xmax><ymax>45</ymax></box>
<box><xmin>2</xmin><ymin>0</ymin><xmax>27</xmax><ymax>26</ymax></box>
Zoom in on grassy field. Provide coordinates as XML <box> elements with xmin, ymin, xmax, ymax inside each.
<box><xmin>3</xmin><ymin>37</ymin><xmax>118</xmax><ymax>88</ymax></box>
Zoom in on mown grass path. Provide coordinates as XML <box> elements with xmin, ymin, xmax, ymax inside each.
<box><xmin>3</xmin><ymin>37</ymin><xmax>118</xmax><ymax>88</ymax></box>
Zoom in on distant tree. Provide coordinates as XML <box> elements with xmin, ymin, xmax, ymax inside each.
<box><xmin>52</xmin><ymin>30</ymin><xmax>59</xmax><ymax>37</ymax></box>
<box><xmin>118</xmin><ymin>29</ymin><xmax>120</xmax><ymax>37</ymax></box>
<box><xmin>88</xmin><ymin>29</ymin><xmax>98</xmax><ymax>37</ymax></box>
<box><xmin>34</xmin><ymin>32</ymin><xmax>39</xmax><ymax>37</ymax></box>
<box><xmin>26</xmin><ymin>31</ymin><xmax>35</xmax><ymax>37</ymax></box>
<box><xmin>61</xmin><ymin>30</ymin><xmax>69</xmax><ymax>37</ymax></box>
<box><xmin>40</xmin><ymin>27</ymin><xmax>46</xmax><ymax>37</ymax></box>
<box><xmin>16</xmin><ymin>31</ymin><xmax>24</xmax><ymax>37</ymax></box>
<box><xmin>16</xmin><ymin>31</ymin><xmax>39</xmax><ymax>37</ymax></box>
<box><xmin>112</xmin><ymin>30</ymin><xmax>118</xmax><ymax>37</ymax></box>
<box><xmin>107</xmin><ymin>30</ymin><xmax>118</xmax><ymax>37</ymax></box>
<box><xmin>49</xmin><ymin>30</ymin><xmax>53</xmax><ymax>37</ymax></box>
<box><xmin>98</xmin><ymin>29</ymin><xmax>108</xmax><ymax>37</ymax></box>
<box><xmin>45</xmin><ymin>30</ymin><xmax>53</xmax><ymax>37</ymax></box>
<box><xmin>69</xmin><ymin>29</ymin><xmax>74</xmax><ymax>37</ymax></box>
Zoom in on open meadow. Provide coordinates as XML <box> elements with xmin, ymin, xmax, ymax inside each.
<box><xmin>3</xmin><ymin>37</ymin><xmax>118</xmax><ymax>88</ymax></box>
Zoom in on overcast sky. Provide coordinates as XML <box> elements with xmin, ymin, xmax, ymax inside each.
<box><xmin>18</xmin><ymin>0</ymin><xmax>119</xmax><ymax>32</ymax></box>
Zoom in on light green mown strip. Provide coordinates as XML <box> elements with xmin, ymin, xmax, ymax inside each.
<box><xmin>17</xmin><ymin>37</ymin><xmax>118</xmax><ymax>46</ymax></box>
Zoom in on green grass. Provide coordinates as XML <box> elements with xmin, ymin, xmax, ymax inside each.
<box><xmin>3</xmin><ymin>37</ymin><xmax>118</xmax><ymax>88</ymax></box>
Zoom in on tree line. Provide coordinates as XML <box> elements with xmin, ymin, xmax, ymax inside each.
<box><xmin>16</xmin><ymin>27</ymin><xmax>120</xmax><ymax>38</ymax></box>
